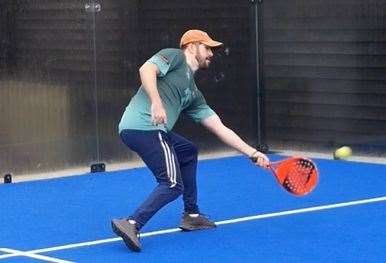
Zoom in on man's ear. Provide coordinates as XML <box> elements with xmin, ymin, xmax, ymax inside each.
<box><xmin>186</xmin><ymin>42</ymin><xmax>198</xmax><ymax>53</ymax></box>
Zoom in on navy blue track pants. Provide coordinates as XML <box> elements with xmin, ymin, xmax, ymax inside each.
<box><xmin>120</xmin><ymin>129</ymin><xmax>200</xmax><ymax>227</ymax></box>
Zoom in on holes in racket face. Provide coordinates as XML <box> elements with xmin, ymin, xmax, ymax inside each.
<box><xmin>280</xmin><ymin>159</ymin><xmax>317</xmax><ymax>195</ymax></box>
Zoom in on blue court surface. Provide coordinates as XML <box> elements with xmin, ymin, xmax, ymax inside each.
<box><xmin>1</xmin><ymin>154</ymin><xmax>386</xmax><ymax>262</ymax></box>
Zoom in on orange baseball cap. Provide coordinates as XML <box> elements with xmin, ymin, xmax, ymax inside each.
<box><xmin>180</xmin><ymin>29</ymin><xmax>223</xmax><ymax>48</ymax></box>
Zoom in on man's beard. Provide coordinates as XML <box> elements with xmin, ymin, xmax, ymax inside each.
<box><xmin>196</xmin><ymin>54</ymin><xmax>211</xmax><ymax>69</ymax></box>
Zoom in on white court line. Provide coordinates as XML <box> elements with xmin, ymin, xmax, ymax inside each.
<box><xmin>1</xmin><ymin>195</ymin><xmax>385</xmax><ymax>260</ymax></box>
<box><xmin>216</xmin><ymin>195</ymin><xmax>386</xmax><ymax>225</ymax></box>
<box><xmin>0</xmin><ymin>248</ymin><xmax>74</xmax><ymax>263</ymax></box>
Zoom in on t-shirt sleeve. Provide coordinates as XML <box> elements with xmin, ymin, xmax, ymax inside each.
<box><xmin>147</xmin><ymin>49</ymin><xmax>184</xmax><ymax>77</ymax></box>
<box><xmin>184</xmin><ymin>90</ymin><xmax>216</xmax><ymax>123</ymax></box>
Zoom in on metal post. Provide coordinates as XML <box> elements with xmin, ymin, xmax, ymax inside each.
<box><xmin>251</xmin><ymin>0</ymin><xmax>267</xmax><ymax>151</ymax></box>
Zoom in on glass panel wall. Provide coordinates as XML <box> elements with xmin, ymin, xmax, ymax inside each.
<box><xmin>0</xmin><ymin>1</ymin><xmax>98</xmax><ymax>175</ymax></box>
<box><xmin>0</xmin><ymin>0</ymin><xmax>259</xmax><ymax>176</ymax></box>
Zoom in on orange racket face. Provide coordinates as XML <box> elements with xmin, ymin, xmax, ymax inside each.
<box><xmin>271</xmin><ymin>157</ymin><xmax>318</xmax><ymax>196</ymax></box>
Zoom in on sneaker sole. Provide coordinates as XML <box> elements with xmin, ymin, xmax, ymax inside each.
<box><xmin>111</xmin><ymin>220</ymin><xmax>141</xmax><ymax>252</ymax></box>
<box><xmin>179</xmin><ymin>224</ymin><xmax>216</xmax><ymax>231</ymax></box>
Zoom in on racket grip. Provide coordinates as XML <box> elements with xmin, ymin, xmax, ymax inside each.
<box><xmin>250</xmin><ymin>156</ymin><xmax>269</xmax><ymax>165</ymax></box>
<box><xmin>249</xmin><ymin>156</ymin><xmax>258</xmax><ymax>163</ymax></box>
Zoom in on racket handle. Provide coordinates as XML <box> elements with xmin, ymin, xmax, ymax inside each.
<box><xmin>250</xmin><ymin>156</ymin><xmax>273</xmax><ymax>170</ymax></box>
<box><xmin>250</xmin><ymin>156</ymin><xmax>268</xmax><ymax>164</ymax></box>
<box><xmin>249</xmin><ymin>151</ymin><xmax>265</xmax><ymax>163</ymax></box>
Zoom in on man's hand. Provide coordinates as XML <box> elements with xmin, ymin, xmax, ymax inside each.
<box><xmin>250</xmin><ymin>150</ymin><xmax>270</xmax><ymax>169</ymax></box>
<box><xmin>151</xmin><ymin>101</ymin><xmax>167</xmax><ymax>125</ymax></box>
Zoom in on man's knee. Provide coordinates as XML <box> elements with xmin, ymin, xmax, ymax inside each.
<box><xmin>161</xmin><ymin>182</ymin><xmax>184</xmax><ymax>199</ymax></box>
<box><xmin>188</xmin><ymin>143</ymin><xmax>198</xmax><ymax>157</ymax></box>
<box><xmin>171</xmin><ymin>182</ymin><xmax>184</xmax><ymax>196</ymax></box>
<box><xmin>182</xmin><ymin>142</ymin><xmax>198</xmax><ymax>163</ymax></box>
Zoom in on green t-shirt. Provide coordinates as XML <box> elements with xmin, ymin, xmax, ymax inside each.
<box><xmin>118</xmin><ymin>48</ymin><xmax>215</xmax><ymax>133</ymax></box>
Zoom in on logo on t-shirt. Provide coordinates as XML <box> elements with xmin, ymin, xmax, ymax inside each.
<box><xmin>158</xmin><ymin>54</ymin><xmax>170</xmax><ymax>64</ymax></box>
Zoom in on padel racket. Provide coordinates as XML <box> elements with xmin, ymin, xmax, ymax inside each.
<box><xmin>251</xmin><ymin>156</ymin><xmax>319</xmax><ymax>196</ymax></box>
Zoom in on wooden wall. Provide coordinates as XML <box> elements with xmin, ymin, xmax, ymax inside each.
<box><xmin>262</xmin><ymin>0</ymin><xmax>386</xmax><ymax>153</ymax></box>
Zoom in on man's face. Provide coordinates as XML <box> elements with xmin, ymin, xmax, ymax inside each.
<box><xmin>194</xmin><ymin>43</ymin><xmax>214</xmax><ymax>69</ymax></box>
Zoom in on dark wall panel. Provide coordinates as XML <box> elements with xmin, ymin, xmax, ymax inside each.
<box><xmin>262</xmin><ymin>0</ymin><xmax>386</xmax><ymax>154</ymax></box>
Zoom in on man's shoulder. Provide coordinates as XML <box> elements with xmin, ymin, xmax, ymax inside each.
<box><xmin>150</xmin><ymin>48</ymin><xmax>185</xmax><ymax>70</ymax></box>
<box><xmin>158</xmin><ymin>48</ymin><xmax>182</xmax><ymax>54</ymax></box>
<box><xmin>156</xmin><ymin>48</ymin><xmax>184</xmax><ymax>59</ymax></box>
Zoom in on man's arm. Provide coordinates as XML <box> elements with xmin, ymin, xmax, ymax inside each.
<box><xmin>139</xmin><ymin>62</ymin><xmax>167</xmax><ymax>125</ymax></box>
<box><xmin>201</xmin><ymin>114</ymin><xmax>269</xmax><ymax>168</ymax></box>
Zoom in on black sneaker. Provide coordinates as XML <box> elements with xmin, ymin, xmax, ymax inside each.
<box><xmin>111</xmin><ymin>219</ymin><xmax>141</xmax><ymax>252</ymax></box>
<box><xmin>179</xmin><ymin>213</ymin><xmax>216</xmax><ymax>231</ymax></box>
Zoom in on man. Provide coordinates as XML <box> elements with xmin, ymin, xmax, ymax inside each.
<box><xmin>112</xmin><ymin>29</ymin><xmax>269</xmax><ymax>252</ymax></box>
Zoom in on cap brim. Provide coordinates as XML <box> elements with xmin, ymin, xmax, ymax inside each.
<box><xmin>202</xmin><ymin>40</ymin><xmax>223</xmax><ymax>48</ymax></box>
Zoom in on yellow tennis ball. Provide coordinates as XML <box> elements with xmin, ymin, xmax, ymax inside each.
<box><xmin>334</xmin><ymin>146</ymin><xmax>352</xmax><ymax>159</ymax></box>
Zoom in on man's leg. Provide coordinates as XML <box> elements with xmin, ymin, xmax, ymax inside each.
<box><xmin>112</xmin><ymin>129</ymin><xmax>183</xmax><ymax>251</ymax></box>
<box><xmin>168</xmin><ymin>132</ymin><xmax>199</xmax><ymax>213</ymax></box>
<box><xmin>121</xmin><ymin>129</ymin><xmax>184</xmax><ymax>226</ymax></box>
<box><xmin>168</xmin><ymin>132</ymin><xmax>216</xmax><ymax>231</ymax></box>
